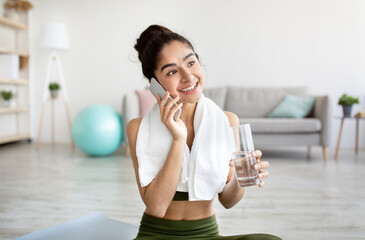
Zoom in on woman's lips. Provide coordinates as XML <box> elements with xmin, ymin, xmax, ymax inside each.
<box><xmin>180</xmin><ymin>82</ymin><xmax>199</xmax><ymax>95</ymax></box>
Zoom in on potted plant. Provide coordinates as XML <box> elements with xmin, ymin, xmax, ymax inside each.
<box><xmin>338</xmin><ymin>94</ymin><xmax>359</xmax><ymax>117</ymax></box>
<box><xmin>1</xmin><ymin>90</ymin><xmax>14</xmax><ymax>108</ymax></box>
<box><xmin>3</xmin><ymin>0</ymin><xmax>33</xmax><ymax>21</ymax></box>
<box><xmin>49</xmin><ymin>82</ymin><xmax>60</xmax><ymax>99</ymax></box>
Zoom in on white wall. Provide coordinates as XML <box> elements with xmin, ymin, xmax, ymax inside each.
<box><xmin>27</xmin><ymin>0</ymin><xmax>365</xmax><ymax>149</ymax></box>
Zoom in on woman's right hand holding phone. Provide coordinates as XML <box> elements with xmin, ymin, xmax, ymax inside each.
<box><xmin>156</xmin><ymin>92</ymin><xmax>187</xmax><ymax>142</ymax></box>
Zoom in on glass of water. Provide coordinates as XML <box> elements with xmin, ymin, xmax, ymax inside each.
<box><xmin>231</xmin><ymin>124</ymin><xmax>259</xmax><ymax>187</ymax></box>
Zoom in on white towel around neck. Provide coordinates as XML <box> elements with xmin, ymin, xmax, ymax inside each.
<box><xmin>136</xmin><ymin>94</ymin><xmax>234</xmax><ymax>201</ymax></box>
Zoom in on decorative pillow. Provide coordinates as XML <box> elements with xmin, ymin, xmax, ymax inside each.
<box><xmin>268</xmin><ymin>94</ymin><xmax>315</xmax><ymax>118</ymax></box>
<box><xmin>135</xmin><ymin>90</ymin><xmax>156</xmax><ymax>117</ymax></box>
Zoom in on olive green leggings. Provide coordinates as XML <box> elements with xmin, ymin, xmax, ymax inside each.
<box><xmin>134</xmin><ymin>213</ymin><xmax>282</xmax><ymax>240</ymax></box>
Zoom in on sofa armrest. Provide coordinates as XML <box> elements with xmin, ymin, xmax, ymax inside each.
<box><xmin>313</xmin><ymin>95</ymin><xmax>331</xmax><ymax>146</ymax></box>
<box><xmin>122</xmin><ymin>92</ymin><xmax>139</xmax><ymax>145</ymax></box>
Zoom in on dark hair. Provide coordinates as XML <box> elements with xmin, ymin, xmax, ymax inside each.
<box><xmin>134</xmin><ymin>25</ymin><xmax>198</xmax><ymax>80</ymax></box>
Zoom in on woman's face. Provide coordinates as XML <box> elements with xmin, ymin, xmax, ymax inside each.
<box><xmin>153</xmin><ymin>41</ymin><xmax>204</xmax><ymax>104</ymax></box>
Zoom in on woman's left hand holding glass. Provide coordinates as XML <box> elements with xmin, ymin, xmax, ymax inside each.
<box><xmin>228</xmin><ymin>149</ymin><xmax>270</xmax><ymax>188</ymax></box>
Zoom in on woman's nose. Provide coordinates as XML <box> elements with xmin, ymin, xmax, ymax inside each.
<box><xmin>181</xmin><ymin>68</ymin><xmax>194</xmax><ymax>82</ymax></box>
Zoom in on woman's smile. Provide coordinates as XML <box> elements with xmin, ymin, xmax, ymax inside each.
<box><xmin>179</xmin><ymin>82</ymin><xmax>199</xmax><ymax>94</ymax></box>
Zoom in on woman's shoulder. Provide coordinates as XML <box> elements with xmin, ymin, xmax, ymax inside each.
<box><xmin>127</xmin><ymin>117</ymin><xmax>143</xmax><ymax>138</ymax></box>
<box><xmin>223</xmin><ymin>111</ymin><xmax>239</xmax><ymax>127</ymax></box>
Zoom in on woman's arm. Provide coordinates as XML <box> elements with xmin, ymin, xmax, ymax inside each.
<box><xmin>218</xmin><ymin>111</ymin><xmax>270</xmax><ymax>209</ymax></box>
<box><xmin>127</xmin><ymin>93</ymin><xmax>187</xmax><ymax>218</ymax></box>
<box><xmin>218</xmin><ymin>111</ymin><xmax>245</xmax><ymax>209</ymax></box>
<box><xmin>128</xmin><ymin>118</ymin><xmax>185</xmax><ymax>217</ymax></box>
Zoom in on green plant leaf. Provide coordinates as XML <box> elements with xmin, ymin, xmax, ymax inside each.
<box><xmin>49</xmin><ymin>82</ymin><xmax>61</xmax><ymax>90</ymax></box>
<box><xmin>0</xmin><ymin>91</ymin><xmax>14</xmax><ymax>100</ymax></box>
<box><xmin>338</xmin><ymin>94</ymin><xmax>359</xmax><ymax>106</ymax></box>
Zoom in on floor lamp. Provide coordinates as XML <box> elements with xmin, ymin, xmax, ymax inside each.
<box><xmin>36</xmin><ymin>22</ymin><xmax>73</xmax><ymax>149</ymax></box>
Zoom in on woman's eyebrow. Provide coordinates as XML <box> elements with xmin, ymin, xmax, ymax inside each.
<box><xmin>183</xmin><ymin>52</ymin><xmax>195</xmax><ymax>61</ymax></box>
<box><xmin>160</xmin><ymin>53</ymin><xmax>195</xmax><ymax>72</ymax></box>
<box><xmin>161</xmin><ymin>63</ymin><xmax>176</xmax><ymax>72</ymax></box>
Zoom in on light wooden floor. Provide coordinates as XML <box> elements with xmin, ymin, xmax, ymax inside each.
<box><xmin>0</xmin><ymin>142</ymin><xmax>364</xmax><ymax>240</ymax></box>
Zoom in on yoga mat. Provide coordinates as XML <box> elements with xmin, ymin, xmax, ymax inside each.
<box><xmin>14</xmin><ymin>212</ymin><xmax>138</xmax><ymax>240</ymax></box>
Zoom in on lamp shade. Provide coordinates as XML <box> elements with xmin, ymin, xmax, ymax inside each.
<box><xmin>41</xmin><ymin>22</ymin><xmax>70</xmax><ymax>50</ymax></box>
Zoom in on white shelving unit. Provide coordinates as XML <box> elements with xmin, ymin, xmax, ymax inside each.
<box><xmin>0</xmin><ymin>14</ymin><xmax>31</xmax><ymax>144</ymax></box>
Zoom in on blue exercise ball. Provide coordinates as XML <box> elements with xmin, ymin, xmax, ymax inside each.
<box><xmin>72</xmin><ymin>104</ymin><xmax>123</xmax><ymax>157</ymax></box>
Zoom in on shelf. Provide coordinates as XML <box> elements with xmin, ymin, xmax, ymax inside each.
<box><xmin>0</xmin><ymin>17</ymin><xmax>27</xmax><ymax>30</ymax></box>
<box><xmin>0</xmin><ymin>48</ymin><xmax>29</xmax><ymax>57</ymax></box>
<box><xmin>0</xmin><ymin>107</ymin><xmax>28</xmax><ymax>114</ymax></box>
<box><xmin>0</xmin><ymin>11</ymin><xmax>30</xmax><ymax>145</ymax></box>
<box><xmin>0</xmin><ymin>78</ymin><xmax>29</xmax><ymax>85</ymax></box>
<box><xmin>0</xmin><ymin>133</ymin><xmax>30</xmax><ymax>144</ymax></box>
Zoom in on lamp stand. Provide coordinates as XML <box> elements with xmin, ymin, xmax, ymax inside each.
<box><xmin>36</xmin><ymin>50</ymin><xmax>74</xmax><ymax>149</ymax></box>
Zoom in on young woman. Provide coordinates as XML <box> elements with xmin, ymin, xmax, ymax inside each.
<box><xmin>127</xmin><ymin>25</ymin><xmax>281</xmax><ymax>240</ymax></box>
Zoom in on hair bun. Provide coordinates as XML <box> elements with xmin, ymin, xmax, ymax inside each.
<box><xmin>134</xmin><ymin>24</ymin><xmax>196</xmax><ymax>80</ymax></box>
<box><xmin>134</xmin><ymin>25</ymin><xmax>172</xmax><ymax>60</ymax></box>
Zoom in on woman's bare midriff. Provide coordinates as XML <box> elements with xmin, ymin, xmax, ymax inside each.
<box><xmin>159</xmin><ymin>199</ymin><xmax>215</xmax><ymax>220</ymax></box>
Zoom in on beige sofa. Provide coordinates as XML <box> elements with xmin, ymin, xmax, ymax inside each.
<box><xmin>122</xmin><ymin>86</ymin><xmax>330</xmax><ymax>160</ymax></box>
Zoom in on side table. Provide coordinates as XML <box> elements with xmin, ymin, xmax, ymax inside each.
<box><xmin>335</xmin><ymin>116</ymin><xmax>365</xmax><ymax>160</ymax></box>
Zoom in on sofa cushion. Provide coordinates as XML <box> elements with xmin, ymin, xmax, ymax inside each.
<box><xmin>135</xmin><ymin>90</ymin><xmax>156</xmax><ymax>117</ymax></box>
<box><xmin>239</xmin><ymin>118</ymin><xmax>321</xmax><ymax>133</ymax></box>
<box><xmin>268</xmin><ymin>94</ymin><xmax>315</xmax><ymax>118</ymax></box>
<box><xmin>203</xmin><ymin>87</ymin><xmax>227</xmax><ymax>109</ymax></box>
<box><xmin>225</xmin><ymin>87</ymin><xmax>308</xmax><ymax>118</ymax></box>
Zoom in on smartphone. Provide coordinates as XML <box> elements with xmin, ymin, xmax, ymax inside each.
<box><xmin>150</xmin><ymin>77</ymin><xmax>181</xmax><ymax>121</ymax></box>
